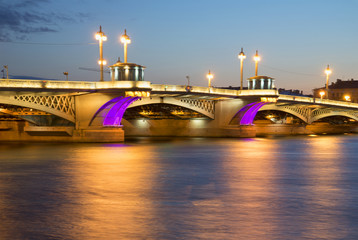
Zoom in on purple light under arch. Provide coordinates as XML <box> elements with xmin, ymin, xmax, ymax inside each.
<box><xmin>89</xmin><ymin>96</ymin><xmax>140</xmax><ymax>127</ymax></box>
<box><xmin>238</xmin><ymin>102</ymin><xmax>268</xmax><ymax>125</ymax></box>
<box><xmin>103</xmin><ymin>96</ymin><xmax>140</xmax><ymax>126</ymax></box>
<box><xmin>89</xmin><ymin>96</ymin><xmax>124</xmax><ymax>126</ymax></box>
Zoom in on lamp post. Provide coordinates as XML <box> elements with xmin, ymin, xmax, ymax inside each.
<box><xmin>238</xmin><ymin>48</ymin><xmax>246</xmax><ymax>90</ymax></box>
<box><xmin>3</xmin><ymin>65</ymin><xmax>8</xmax><ymax>79</ymax></box>
<box><xmin>186</xmin><ymin>75</ymin><xmax>190</xmax><ymax>86</ymax></box>
<box><xmin>63</xmin><ymin>72</ymin><xmax>69</xmax><ymax>82</ymax></box>
<box><xmin>120</xmin><ymin>29</ymin><xmax>131</xmax><ymax>63</ymax></box>
<box><xmin>207</xmin><ymin>70</ymin><xmax>213</xmax><ymax>88</ymax></box>
<box><xmin>324</xmin><ymin>65</ymin><xmax>332</xmax><ymax>99</ymax></box>
<box><xmin>253</xmin><ymin>50</ymin><xmax>261</xmax><ymax>76</ymax></box>
<box><xmin>95</xmin><ymin>26</ymin><xmax>107</xmax><ymax>82</ymax></box>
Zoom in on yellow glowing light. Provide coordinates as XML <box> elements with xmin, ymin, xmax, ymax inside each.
<box><xmin>325</xmin><ymin>65</ymin><xmax>332</xmax><ymax>75</ymax></box>
<box><xmin>125</xmin><ymin>91</ymin><xmax>150</xmax><ymax>97</ymax></box>
<box><xmin>254</xmin><ymin>51</ymin><xmax>261</xmax><ymax>62</ymax></box>
<box><xmin>260</xmin><ymin>97</ymin><xmax>277</xmax><ymax>102</ymax></box>
<box><xmin>344</xmin><ymin>95</ymin><xmax>351</xmax><ymax>101</ymax></box>
<box><xmin>206</xmin><ymin>70</ymin><xmax>214</xmax><ymax>88</ymax></box>
<box><xmin>120</xmin><ymin>36</ymin><xmax>131</xmax><ymax>44</ymax></box>
<box><xmin>95</xmin><ymin>30</ymin><xmax>107</xmax><ymax>42</ymax></box>
<box><xmin>238</xmin><ymin>50</ymin><xmax>246</xmax><ymax>61</ymax></box>
<box><xmin>207</xmin><ymin>72</ymin><xmax>213</xmax><ymax>80</ymax></box>
<box><xmin>98</xmin><ymin>60</ymin><xmax>107</xmax><ymax>65</ymax></box>
<box><xmin>319</xmin><ymin>91</ymin><xmax>325</xmax><ymax>99</ymax></box>
<box><xmin>120</xmin><ymin>29</ymin><xmax>131</xmax><ymax>44</ymax></box>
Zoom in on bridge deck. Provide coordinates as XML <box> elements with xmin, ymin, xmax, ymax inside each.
<box><xmin>1</xmin><ymin>79</ymin><xmax>358</xmax><ymax>109</ymax></box>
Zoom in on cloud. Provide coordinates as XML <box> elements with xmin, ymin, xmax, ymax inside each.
<box><xmin>8</xmin><ymin>75</ymin><xmax>58</xmax><ymax>80</ymax></box>
<box><xmin>0</xmin><ymin>0</ymin><xmax>86</xmax><ymax>41</ymax></box>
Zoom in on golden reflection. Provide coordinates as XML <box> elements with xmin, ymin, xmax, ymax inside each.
<box><xmin>62</xmin><ymin>145</ymin><xmax>161</xmax><ymax>239</ymax></box>
<box><xmin>189</xmin><ymin>139</ymin><xmax>280</xmax><ymax>238</ymax></box>
<box><xmin>302</xmin><ymin>136</ymin><xmax>347</xmax><ymax>239</ymax></box>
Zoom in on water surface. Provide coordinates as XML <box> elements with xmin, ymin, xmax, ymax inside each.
<box><xmin>0</xmin><ymin>135</ymin><xmax>358</xmax><ymax>239</ymax></box>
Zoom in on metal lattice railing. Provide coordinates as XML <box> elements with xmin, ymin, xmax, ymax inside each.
<box><xmin>14</xmin><ymin>95</ymin><xmax>75</xmax><ymax>117</ymax></box>
<box><xmin>180</xmin><ymin>99</ymin><xmax>215</xmax><ymax>114</ymax></box>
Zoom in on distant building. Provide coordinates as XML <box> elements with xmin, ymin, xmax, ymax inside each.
<box><xmin>313</xmin><ymin>79</ymin><xmax>358</xmax><ymax>103</ymax></box>
<box><xmin>278</xmin><ymin>88</ymin><xmax>309</xmax><ymax>97</ymax></box>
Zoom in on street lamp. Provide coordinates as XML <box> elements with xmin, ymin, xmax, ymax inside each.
<box><xmin>3</xmin><ymin>65</ymin><xmax>8</xmax><ymax>79</ymax></box>
<box><xmin>238</xmin><ymin>48</ymin><xmax>246</xmax><ymax>90</ymax></box>
<box><xmin>207</xmin><ymin>70</ymin><xmax>213</xmax><ymax>88</ymax></box>
<box><xmin>95</xmin><ymin>26</ymin><xmax>107</xmax><ymax>82</ymax></box>
<box><xmin>324</xmin><ymin>64</ymin><xmax>332</xmax><ymax>99</ymax></box>
<box><xmin>63</xmin><ymin>72</ymin><xmax>69</xmax><ymax>82</ymax></box>
<box><xmin>319</xmin><ymin>91</ymin><xmax>325</xmax><ymax>100</ymax></box>
<box><xmin>186</xmin><ymin>75</ymin><xmax>190</xmax><ymax>86</ymax></box>
<box><xmin>253</xmin><ymin>50</ymin><xmax>261</xmax><ymax>76</ymax></box>
<box><xmin>120</xmin><ymin>29</ymin><xmax>131</xmax><ymax>63</ymax></box>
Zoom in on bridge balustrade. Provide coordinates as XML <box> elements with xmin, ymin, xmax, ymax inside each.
<box><xmin>279</xmin><ymin>94</ymin><xmax>358</xmax><ymax>109</ymax></box>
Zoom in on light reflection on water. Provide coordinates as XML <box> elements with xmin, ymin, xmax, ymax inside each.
<box><xmin>0</xmin><ymin>136</ymin><xmax>358</xmax><ymax>239</ymax></box>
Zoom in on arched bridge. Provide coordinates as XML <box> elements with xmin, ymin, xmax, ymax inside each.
<box><xmin>0</xmin><ymin>79</ymin><xmax>358</xmax><ymax>140</ymax></box>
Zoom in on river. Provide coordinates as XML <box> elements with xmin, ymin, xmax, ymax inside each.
<box><xmin>0</xmin><ymin>135</ymin><xmax>358</xmax><ymax>239</ymax></box>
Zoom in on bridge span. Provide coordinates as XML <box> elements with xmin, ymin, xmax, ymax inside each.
<box><xmin>0</xmin><ymin>79</ymin><xmax>357</xmax><ymax>142</ymax></box>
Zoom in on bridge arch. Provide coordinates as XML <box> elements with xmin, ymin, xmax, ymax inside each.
<box><xmin>127</xmin><ymin>97</ymin><xmax>215</xmax><ymax>119</ymax></box>
<box><xmin>310</xmin><ymin>111</ymin><xmax>358</xmax><ymax>123</ymax></box>
<box><xmin>258</xmin><ymin>104</ymin><xmax>309</xmax><ymax>123</ymax></box>
<box><xmin>0</xmin><ymin>95</ymin><xmax>75</xmax><ymax>123</ymax></box>
<box><xmin>89</xmin><ymin>96</ymin><xmax>140</xmax><ymax>126</ymax></box>
<box><xmin>230</xmin><ymin>102</ymin><xmax>310</xmax><ymax>125</ymax></box>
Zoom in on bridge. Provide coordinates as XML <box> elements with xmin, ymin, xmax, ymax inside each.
<box><xmin>0</xmin><ymin>79</ymin><xmax>357</xmax><ymax>142</ymax></box>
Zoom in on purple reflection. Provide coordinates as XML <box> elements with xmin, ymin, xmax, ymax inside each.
<box><xmin>239</xmin><ymin>102</ymin><xmax>267</xmax><ymax>125</ymax></box>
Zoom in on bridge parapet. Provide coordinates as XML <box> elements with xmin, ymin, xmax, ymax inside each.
<box><xmin>0</xmin><ymin>79</ymin><xmax>151</xmax><ymax>90</ymax></box>
<box><xmin>151</xmin><ymin>84</ymin><xmax>278</xmax><ymax>97</ymax></box>
<box><xmin>279</xmin><ymin>94</ymin><xmax>358</xmax><ymax>109</ymax></box>
<box><xmin>0</xmin><ymin>79</ymin><xmax>280</xmax><ymax>98</ymax></box>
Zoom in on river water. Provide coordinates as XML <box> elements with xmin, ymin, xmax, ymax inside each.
<box><xmin>0</xmin><ymin>135</ymin><xmax>358</xmax><ymax>239</ymax></box>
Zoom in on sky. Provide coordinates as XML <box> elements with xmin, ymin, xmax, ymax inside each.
<box><xmin>1</xmin><ymin>0</ymin><xmax>358</xmax><ymax>94</ymax></box>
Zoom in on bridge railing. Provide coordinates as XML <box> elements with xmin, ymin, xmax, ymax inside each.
<box><xmin>0</xmin><ymin>79</ymin><xmax>96</xmax><ymax>89</ymax></box>
<box><xmin>2</xmin><ymin>80</ymin><xmax>356</xmax><ymax>109</ymax></box>
<box><xmin>151</xmin><ymin>84</ymin><xmax>279</xmax><ymax>96</ymax></box>
<box><xmin>279</xmin><ymin>94</ymin><xmax>358</xmax><ymax>109</ymax></box>
<box><xmin>96</xmin><ymin>81</ymin><xmax>152</xmax><ymax>89</ymax></box>
<box><xmin>0</xmin><ymin>79</ymin><xmax>152</xmax><ymax>90</ymax></box>
<box><xmin>0</xmin><ymin>79</ymin><xmax>278</xmax><ymax>97</ymax></box>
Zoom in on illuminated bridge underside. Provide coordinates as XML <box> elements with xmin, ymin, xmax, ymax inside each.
<box><xmin>126</xmin><ymin>97</ymin><xmax>215</xmax><ymax>119</ymax></box>
<box><xmin>0</xmin><ymin>105</ymin><xmax>59</xmax><ymax>125</ymax></box>
<box><xmin>0</xmin><ymin>95</ymin><xmax>75</xmax><ymax>123</ymax></box>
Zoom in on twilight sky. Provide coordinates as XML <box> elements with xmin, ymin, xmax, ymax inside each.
<box><xmin>1</xmin><ymin>0</ymin><xmax>357</xmax><ymax>94</ymax></box>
